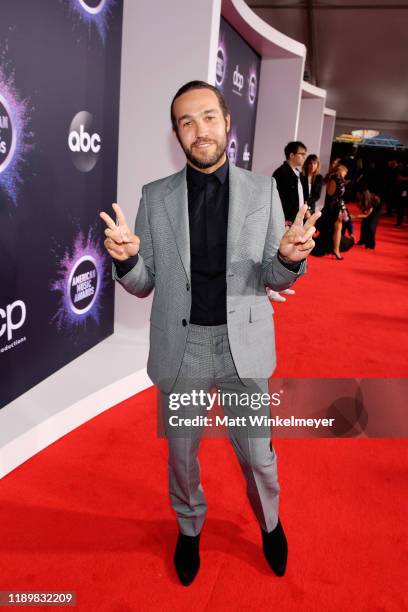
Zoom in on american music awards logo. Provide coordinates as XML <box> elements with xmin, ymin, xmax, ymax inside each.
<box><xmin>248</xmin><ymin>67</ymin><xmax>258</xmax><ymax>106</ymax></box>
<box><xmin>51</xmin><ymin>229</ymin><xmax>108</xmax><ymax>330</ymax></box>
<box><xmin>227</xmin><ymin>128</ymin><xmax>239</xmax><ymax>165</ymax></box>
<box><xmin>65</xmin><ymin>0</ymin><xmax>117</xmax><ymax>44</ymax></box>
<box><xmin>0</xmin><ymin>67</ymin><xmax>33</xmax><ymax>205</ymax></box>
<box><xmin>215</xmin><ymin>40</ymin><xmax>227</xmax><ymax>88</ymax></box>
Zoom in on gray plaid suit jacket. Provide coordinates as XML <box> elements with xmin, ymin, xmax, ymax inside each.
<box><xmin>114</xmin><ymin>163</ymin><xmax>306</xmax><ymax>392</ymax></box>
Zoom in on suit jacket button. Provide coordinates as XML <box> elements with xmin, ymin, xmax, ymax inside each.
<box><xmin>186</xmin><ymin>283</ymin><xmax>190</xmax><ymax>291</ymax></box>
<box><xmin>182</xmin><ymin>319</ymin><xmax>187</xmax><ymax>327</ymax></box>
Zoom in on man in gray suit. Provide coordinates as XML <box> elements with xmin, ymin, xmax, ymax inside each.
<box><xmin>100</xmin><ymin>81</ymin><xmax>319</xmax><ymax>586</ymax></box>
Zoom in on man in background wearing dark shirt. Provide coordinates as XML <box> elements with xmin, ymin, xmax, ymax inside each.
<box><xmin>270</xmin><ymin>141</ymin><xmax>308</xmax><ymax>302</ymax></box>
<box><xmin>273</xmin><ymin>141</ymin><xmax>308</xmax><ymax>225</ymax></box>
<box><xmin>100</xmin><ymin>81</ymin><xmax>320</xmax><ymax>586</ymax></box>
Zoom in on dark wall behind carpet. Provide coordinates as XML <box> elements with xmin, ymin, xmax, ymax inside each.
<box><xmin>217</xmin><ymin>17</ymin><xmax>261</xmax><ymax>171</ymax></box>
<box><xmin>0</xmin><ymin>0</ymin><xmax>123</xmax><ymax>408</ymax></box>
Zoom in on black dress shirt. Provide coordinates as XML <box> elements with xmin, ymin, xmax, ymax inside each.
<box><xmin>114</xmin><ymin>159</ymin><xmax>301</xmax><ymax>322</ymax></box>
<box><xmin>187</xmin><ymin>159</ymin><xmax>229</xmax><ymax>325</ymax></box>
<box><xmin>113</xmin><ymin>160</ymin><xmax>229</xmax><ymax>325</ymax></box>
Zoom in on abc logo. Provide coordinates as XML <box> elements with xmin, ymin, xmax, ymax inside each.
<box><xmin>248</xmin><ymin>74</ymin><xmax>257</xmax><ymax>105</ymax></box>
<box><xmin>233</xmin><ymin>65</ymin><xmax>244</xmax><ymax>93</ymax></box>
<box><xmin>215</xmin><ymin>47</ymin><xmax>226</xmax><ymax>87</ymax></box>
<box><xmin>68</xmin><ymin>255</ymin><xmax>99</xmax><ymax>315</ymax></box>
<box><xmin>0</xmin><ymin>300</ymin><xmax>26</xmax><ymax>342</ymax></box>
<box><xmin>68</xmin><ymin>111</ymin><xmax>101</xmax><ymax>172</ymax></box>
<box><xmin>0</xmin><ymin>94</ymin><xmax>16</xmax><ymax>174</ymax></box>
<box><xmin>77</xmin><ymin>0</ymin><xmax>107</xmax><ymax>14</ymax></box>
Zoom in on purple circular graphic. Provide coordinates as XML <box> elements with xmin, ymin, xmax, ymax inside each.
<box><xmin>227</xmin><ymin>138</ymin><xmax>237</xmax><ymax>165</ymax></box>
<box><xmin>51</xmin><ymin>229</ymin><xmax>107</xmax><ymax>330</ymax></box>
<box><xmin>77</xmin><ymin>0</ymin><xmax>107</xmax><ymax>14</ymax></box>
<box><xmin>68</xmin><ymin>256</ymin><xmax>99</xmax><ymax>315</ymax></box>
<box><xmin>0</xmin><ymin>95</ymin><xmax>16</xmax><ymax>173</ymax></box>
<box><xmin>68</xmin><ymin>111</ymin><xmax>101</xmax><ymax>173</ymax></box>
<box><xmin>248</xmin><ymin>73</ymin><xmax>257</xmax><ymax>105</ymax></box>
<box><xmin>0</xmin><ymin>66</ymin><xmax>33</xmax><ymax>205</ymax></box>
<box><xmin>215</xmin><ymin>46</ymin><xmax>226</xmax><ymax>87</ymax></box>
<box><xmin>67</xmin><ymin>0</ymin><xmax>116</xmax><ymax>44</ymax></box>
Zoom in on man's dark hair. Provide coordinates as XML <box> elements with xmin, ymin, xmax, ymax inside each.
<box><xmin>284</xmin><ymin>141</ymin><xmax>307</xmax><ymax>160</ymax></box>
<box><xmin>170</xmin><ymin>80</ymin><xmax>230</xmax><ymax>132</ymax></box>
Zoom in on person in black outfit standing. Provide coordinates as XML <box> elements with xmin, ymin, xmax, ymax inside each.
<box><xmin>266</xmin><ymin>141</ymin><xmax>309</xmax><ymax>303</ymax></box>
<box><xmin>341</xmin><ymin>145</ymin><xmax>360</xmax><ymax>202</ymax></box>
<box><xmin>273</xmin><ymin>142</ymin><xmax>308</xmax><ymax>225</ymax></box>
<box><xmin>313</xmin><ymin>164</ymin><xmax>350</xmax><ymax>259</ymax></box>
<box><xmin>303</xmin><ymin>154</ymin><xmax>323</xmax><ymax>215</ymax></box>
<box><xmin>353</xmin><ymin>188</ymin><xmax>382</xmax><ymax>249</ymax></box>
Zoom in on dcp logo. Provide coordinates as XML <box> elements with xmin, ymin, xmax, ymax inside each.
<box><xmin>248</xmin><ymin>73</ymin><xmax>257</xmax><ymax>105</ymax></box>
<box><xmin>0</xmin><ymin>93</ymin><xmax>16</xmax><ymax>174</ymax></box>
<box><xmin>233</xmin><ymin>65</ymin><xmax>244</xmax><ymax>94</ymax></box>
<box><xmin>68</xmin><ymin>255</ymin><xmax>100</xmax><ymax>315</ymax></box>
<box><xmin>77</xmin><ymin>0</ymin><xmax>107</xmax><ymax>14</ymax></box>
<box><xmin>0</xmin><ymin>300</ymin><xmax>26</xmax><ymax>341</ymax></box>
<box><xmin>215</xmin><ymin>46</ymin><xmax>226</xmax><ymax>87</ymax></box>
<box><xmin>68</xmin><ymin>111</ymin><xmax>101</xmax><ymax>172</ymax></box>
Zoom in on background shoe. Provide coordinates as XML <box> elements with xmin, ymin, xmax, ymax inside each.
<box><xmin>281</xmin><ymin>288</ymin><xmax>295</xmax><ymax>296</ymax></box>
<box><xmin>267</xmin><ymin>289</ymin><xmax>286</xmax><ymax>302</ymax></box>
<box><xmin>261</xmin><ymin>519</ymin><xmax>288</xmax><ymax>577</ymax></box>
<box><xmin>174</xmin><ymin>532</ymin><xmax>200</xmax><ymax>586</ymax></box>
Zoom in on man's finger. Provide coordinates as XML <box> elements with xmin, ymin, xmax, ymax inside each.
<box><xmin>100</xmin><ymin>211</ymin><xmax>116</xmax><ymax>230</ymax></box>
<box><xmin>299</xmin><ymin>226</ymin><xmax>316</xmax><ymax>243</ymax></box>
<box><xmin>112</xmin><ymin>202</ymin><xmax>126</xmax><ymax>226</ymax></box>
<box><xmin>119</xmin><ymin>226</ymin><xmax>134</xmax><ymax>244</ymax></box>
<box><xmin>104</xmin><ymin>238</ymin><xmax>125</xmax><ymax>258</ymax></box>
<box><xmin>297</xmin><ymin>238</ymin><xmax>315</xmax><ymax>252</ymax></box>
<box><xmin>292</xmin><ymin>204</ymin><xmax>308</xmax><ymax>226</ymax></box>
<box><xmin>106</xmin><ymin>246</ymin><xmax>124</xmax><ymax>259</ymax></box>
<box><xmin>304</xmin><ymin>210</ymin><xmax>321</xmax><ymax>230</ymax></box>
<box><xmin>105</xmin><ymin>228</ymin><xmax>124</xmax><ymax>243</ymax></box>
<box><xmin>283</xmin><ymin>228</ymin><xmax>303</xmax><ymax>244</ymax></box>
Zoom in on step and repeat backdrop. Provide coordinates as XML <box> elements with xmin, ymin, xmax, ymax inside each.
<box><xmin>0</xmin><ymin>0</ymin><xmax>123</xmax><ymax>408</ymax></box>
<box><xmin>216</xmin><ymin>17</ymin><xmax>261</xmax><ymax>171</ymax></box>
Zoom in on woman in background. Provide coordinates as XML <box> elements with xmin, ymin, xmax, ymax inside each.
<box><xmin>313</xmin><ymin>164</ymin><xmax>351</xmax><ymax>259</ymax></box>
<box><xmin>303</xmin><ymin>154</ymin><xmax>323</xmax><ymax>215</ymax></box>
<box><xmin>353</xmin><ymin>188</ymin><xmax>382</xmax><ymax>249</ymax></box>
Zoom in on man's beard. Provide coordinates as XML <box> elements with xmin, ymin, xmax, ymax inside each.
<box><xmin>181</xmin><ymin>131</ymin><xmax>228</xmax><ymax>170</ymax></box>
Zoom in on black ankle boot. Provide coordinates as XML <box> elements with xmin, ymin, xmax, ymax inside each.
<box><xmin>261</xmin><ymin>518</ymin><xmax>288</xmax><ymax>576</ymax></box>
<box><xmin>174</xmin><ymin>531</ymin><xmax>201</xmax><ymax>586</ymax></box>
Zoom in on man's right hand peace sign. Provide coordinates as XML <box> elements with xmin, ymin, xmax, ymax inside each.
<box><xmin>100</xmin><ymin>203</ymin><xmax>140</xmax><ymax>261</ymax></box>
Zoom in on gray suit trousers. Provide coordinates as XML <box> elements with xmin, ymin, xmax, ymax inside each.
<box><xmin>160</xmin><ymin>323</ymin><xmax>280</xmax><ymax>536</ymax></box>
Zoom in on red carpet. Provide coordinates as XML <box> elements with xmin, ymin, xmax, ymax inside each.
<box><xmin>274</xmin><ymin>206</ymin><xmax>408</xmax><ymax>378</ymax></box>
<box><xmin>0</xmin><ymin>212</ymin><xmax>407</xmax><ymax>611</ymax></box>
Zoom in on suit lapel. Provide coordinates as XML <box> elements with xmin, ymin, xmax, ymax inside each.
<box><xmin>227</xmin><ymin>163</ymin><xmax>254</xmax><ymax>265</ymax></box>
<box><xmin>163</xmin><ymin>163</ymin><xmax>255</xmax><ymax>280</ymax></box>
<box><xmin>164</xmin><ymin>167</ymin><xmax>190</xmax><ymax>282</ymax></box>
